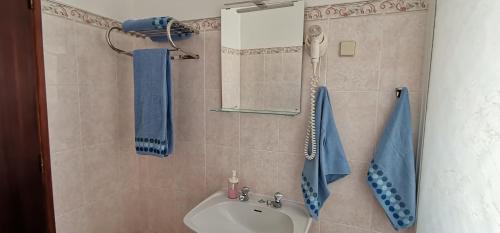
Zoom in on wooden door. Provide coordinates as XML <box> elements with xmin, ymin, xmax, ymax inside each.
<box><xmin>0</xmin><ymin>0</ymin><xmax>55</xmax><ymax>232</ymax></box>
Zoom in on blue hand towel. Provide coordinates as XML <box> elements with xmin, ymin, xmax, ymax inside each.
<box><xmin>301</xmin><ymin>86</ymin><xmax>351</xmax><ymax>219</ymax></box>
<box><xmin>367</xmin><ymin>87</ymin><xmax>416</xmax><ymax>230</ymax></box>
<box><xmin>122</xmin><ymin>17</ymin><xmax>192</xmax><ymax>42</ymax></box>
<box><xmin>133</xmin><ymin>49</ymin><xmax>174</xmax><ymax>157</ymax></box>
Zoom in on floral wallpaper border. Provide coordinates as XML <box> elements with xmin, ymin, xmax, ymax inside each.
<box><xmin>42</xmin><ymin>0</ymin><xmax>428</xmax><ymax>31</ymax></box>
<box><xmin>183</xmin><ymin>18</ymin><xmax>221</xmax><ymax>32</ymax></box>
<box><xmin>41</xmin><ymin>0</ymin><xmax>121</xmax><ymax>29</ymax></box>
<box><xmin>304</xmin><ymin>0</ymin><xmax>428</xmax><ymax>20</ymax></box>
<box><xmin>222</xmin><ymin>46</ymin><xmax>303</xmax><ymax>56</ymax></box>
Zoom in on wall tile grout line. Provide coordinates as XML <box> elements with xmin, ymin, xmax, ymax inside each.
<box><xmin>203</xmin><ymin>30</ymin><xmax>208</xmax><ymax>196</ymax></box>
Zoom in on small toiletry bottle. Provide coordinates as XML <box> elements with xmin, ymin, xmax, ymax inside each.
<box><xmin>227</xmin><ymin>170</ymin><xmax>239</xmax><ymax>199</ymax></box>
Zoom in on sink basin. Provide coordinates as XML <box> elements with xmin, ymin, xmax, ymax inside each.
<box><xmin>184</xmin><ymin>191</ymin><xmax>312</xmax><ymax>233</ymax></box>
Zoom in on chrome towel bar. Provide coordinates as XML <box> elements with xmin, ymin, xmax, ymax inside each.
<box><xmin>105</xmin><ymin>19</ymin><xmax>200</xmax><ymax>60</ymax></box>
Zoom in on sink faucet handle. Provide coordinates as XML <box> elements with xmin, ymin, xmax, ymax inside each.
<box><xmin>274</xmin><ymin>192</ymin><xmax>284</xmax><ymax>203</ymax></box>
<box><xmin>239</xmin><ymin>187</ymin><xmax>250</xmax><ymax>202</ymax></box>
<box><xmin>241</xmin><ymin>186</ymin><xmax>250</xmax><ymax>195</ymax></box>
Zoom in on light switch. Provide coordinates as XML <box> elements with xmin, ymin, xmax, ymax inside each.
<box><xmin>339</xmin><ymin>41</ymin><xmax>356</xmax><ymax>57</ymax></box>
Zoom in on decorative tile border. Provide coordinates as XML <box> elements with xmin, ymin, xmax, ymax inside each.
<box><xmin>42</xmin><ymin>0</ymin><xmax>427</xmax><ymax>32</ymax></box>
<box><xmin>221</xmin><ymin>47</ymin><xmax>241</xmax><ymax>56</ymax></box>
<box><xmin>41</xmin><ymin>0</ymin><xmax>121</xmax><ymax>29</ymax></box>
<box><xmin>183</xmin><ymin>17</ymin><xmax>221</xmax><ymax>32</ymax></box>
<box><xmin>222</xmin><ymin>46</ymin><xmax>303</xmax><ymax>55</ymax></box>
<box><xmin>305</xmin><ymin>0</ymin><xmax>428</xmax><ymax>20</ymax></box>
<box><xmin>185</xmin><ymin>0</ymin><xmax>428</xmax><ymax>31</ymax></box>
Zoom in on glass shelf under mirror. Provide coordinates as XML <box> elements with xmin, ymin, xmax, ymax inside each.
<box><xmin>211</xmin><ymin>108</ymin><xmax>300</xmax><ymax>116</ymax></box>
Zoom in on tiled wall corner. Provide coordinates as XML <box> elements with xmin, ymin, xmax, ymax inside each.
<box><xmin>42</xmin><ymin>13</ymin><xmax>141</xmax><ymax>233</ymax></box>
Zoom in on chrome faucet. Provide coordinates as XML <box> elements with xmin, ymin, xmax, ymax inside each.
<box><xmin>270</xmin><ymin>192</ymin><xmax>284</xmax><ymax>208</ymax></box>
<box><xmin>239</xmin><ymin>187</ymin><xmax>250</xmax><ymax>202</ymax></box>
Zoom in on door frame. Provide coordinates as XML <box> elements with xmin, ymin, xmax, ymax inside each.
<box><xmin>32</xmin><ymin>0</ymin><xmax>55</xmax><ymax>231</ymax></box>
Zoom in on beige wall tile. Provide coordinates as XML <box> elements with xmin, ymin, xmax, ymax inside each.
<box><xmin>172</xmin><ymin>35</ymin><xmax>206</xmax><ymax>144</ymax></box>
<box><xmin>239</xmin><ymin>149</ymin><xmax>278</xmax><ymax>196</ymax></box>
<box><xmin>276</xmin><ymin>152</ymin><xmax>305</xmax><ymax>202</ymax></box>
<box><xmin>206</xmin><ymin>144</ymin><xmax>239</xmax><ymax>194</ymax></box>
<box><xmin>46</xmin><ymin>85</ymin><xmax>81</xmax><ymax>153</ymax></box>
<box><xmin>265</xmin><ymin>53</ymin><xmax>284</xmax><ymax>82</ymax></box>
<box><xmin>54</xmin><ymin>207</ymin><xmax>88</xmax><ymax>233</ymax></box>
<box><xmin>116</xmin><ymin>50</ymin><xmax>134</xmax><ymax>88</ymax></box>
<box><xmin>240</xmin><ymin>114</ymin><xmax>279</xmax><ymax>151</ymax></box>
<box><xmin>51</xmin><ymin>149</ymin><xmax>85</xmax><ymax>217</ymax></box>
<box><xmin>169</xmin><ymin>142</ymin><xmax>206</xmax><ymax>193</ymax></box>
<box><xmin>42</xmin><ymin>15</ymin><xmax>76</xmax><ymax>56</ymax></box>
<box><xmin>86</xmin><ymin>193</ymin><xmax>133</xmax><ymax>233</ymax></box>
<box><xmin>240</xmin><ymin>81</ymin><xmax>266</xmax><ymax>110</ymax></box>
<box><xmin>283</xmin><ymin>52</ymin><xmax>303</xmax><ymax>83</ymax></box>
<box><xmin>143</xmin><ymin>186</ymin><xmax>177</xmax><ymax>233</ymax></box>
<box><xmin>327</xmin><ymin>16</ymin><xmax>382</xmax><ymax>91</ymax></box>
<box><xmin>206</xmin><ymin>89</ymin><xmax>239</xmax><ymax>146</ymax></box>
<box><xmin>174</xmin><ymin>86</ymin><xmax>205</xmax><ymax>143</ymax></box>
<box><xmin>241</xmin><ymin>54</ymin><xmax>265</xmax><ymax>82</ymax></box>
<box><xmin>320</xmin><ymin>190</ymin><xmax>376</xmax><ymax>229</ymax></box>
<box><xmin>320</xmin><ymin>162</ymin><xmax>376</xmax><ymax>229</ymax></box>
<box><xmin>174</xmin><ymin>33</ymin><xmax>205</xmax><ymax>90</ymax></box>
<box><xmin>379</xmin><ymin>12</ymin><xmax>427</xmax><ymax>92</ymax></box>
<box><xmin>79</xmin><ymin>83</ymin><xmax>119</xmax><ymax>146</ymax></box>
<box><xmin>277</xmin><ymin>113</ymin><xmax>307</xmax><ymax>154</ymax></box>
<box><xmin>240</xmin><ymin>54</ymin><xmax>266</xmax><ymax>110</ymax></box>
<box><xmin>318</xmin><ymin>146</ymin><xmax>379</xmax><ymax>230</ymax></box>
<box><xmin>122</xmin><ymin>189</ymin><xmax>142</xmax><ymax>232</ymax></box>
<box><xmin>44</xmin><ymin>51</ymin><xmax>78</xmax><ymax>85</ymax></box>
<box><xmin>205</xmin><ymin>31</ymin><xmax>222</xmax><ymax>90</ymax></box>
<box><xmin>320</xmin><ymin>222</ymin><xmax>371</xmax><ymax>233</ymax></box>
<box><xmin>75</xmin><ymin>23</ymin><xmax>117</xmax><ymax>86</ymax></box>
<box><xmin>82</xmin><ymin>143</ymin><xmax>124</xmax><ymax>203</ymax></box>
<box><xmin>139</xmin><ymin>155</ymin><xmax>175</xmax><ymax>189</ymax></box>
<box><xmin>117</xmin><ymin>75</ymin><xmax>135</xmax><ymax>146</ymax></box>
<box><xmin>330</xmin><ymin>91</ymin><xmax>378</xmax><ymax>163</ymax></box>
<box><xmin>331</xmin><ymin>161</ymin><xmax>371</xmax><ymax>197</ymax></box>
<box><xmin>264</xmin><ymin>82</ymin><xmax>302</xmax><ymax>112</ymax></box>
<box><xmin>221</xmin><ymin>52</ymin><xmax>241</xmax><ymax>109</ymax></box>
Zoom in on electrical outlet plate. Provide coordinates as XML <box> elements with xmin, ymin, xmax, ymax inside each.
<box><xmin>339</xmin><ymin>41</ymin><xmax>356</xmax><ymax>57</ymax></box>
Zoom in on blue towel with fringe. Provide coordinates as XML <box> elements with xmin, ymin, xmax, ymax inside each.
<box><xmin>367</xmin><ymin>87</ymin><xmax>416</xmax><ymax>230</ymax></box>
<box><xmin>122</xmin><ymin>17</ymin><xmax>192</xmax><ymax>42</ymax></box>
<box><xmin>133</xmin><ymin>48</ymin><xmax>174</xmax><ymax>157</ymax></box>
<box><xmin>301</xmin><ymin>86</ymin><xmax>351</xmax><ymax>219</ymax></box>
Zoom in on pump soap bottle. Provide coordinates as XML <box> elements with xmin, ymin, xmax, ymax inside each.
<box><xmin>227</xmin><ymin>170</ymin><xmax>239</xmax><ymax>199</ymax></box>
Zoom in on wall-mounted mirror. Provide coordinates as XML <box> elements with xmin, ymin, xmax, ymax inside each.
<box><xmin>218</xmin><ymin>0</ymin><xmax>304</xmax><ymax>116</ymax></box>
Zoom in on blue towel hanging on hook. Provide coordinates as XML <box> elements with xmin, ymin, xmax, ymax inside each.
<box><xmin>367</xmin><ymin>87</ymin><xmax>416</xmax><ymax>230</ymax></box>
<box><xmin>301</xmin><ymin>86</ymin><xmax>351</xmax><ymax>219</ymax></box>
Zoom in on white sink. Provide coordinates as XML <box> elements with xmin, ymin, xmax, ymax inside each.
<box><xmin>184</xmin><ymin>191</ymin><xmax>312</xmax><ymax>233</ymax></box>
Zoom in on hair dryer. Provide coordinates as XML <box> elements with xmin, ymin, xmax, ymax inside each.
<box><xmin>303</xmin><ymin>25</ymin><xmax>328</xmax><ymax>160</ymax></box>
<box><xmin>305</xmin><ymin>25</ymin><xmax>328</xmax><ymax>76</ymax></box>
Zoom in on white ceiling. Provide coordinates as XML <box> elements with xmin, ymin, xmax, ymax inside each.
<box><xmin>59</xmin><ymin>0</ymin><xmax>362</xmax><ymax>21</ymax></box>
